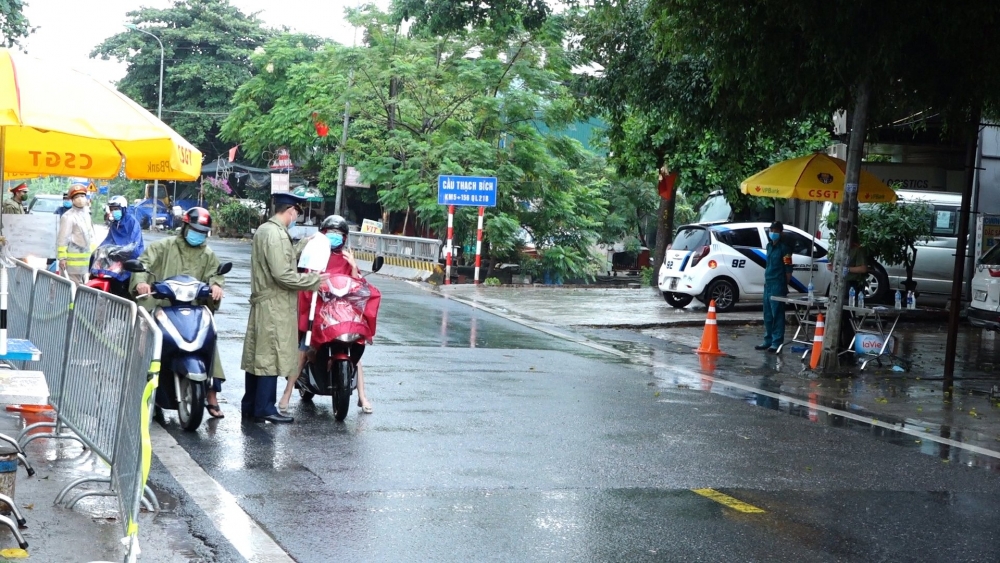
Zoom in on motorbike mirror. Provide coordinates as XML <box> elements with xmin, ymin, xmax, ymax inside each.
<box><xmin>217</xmin><ymin>262</ymin><xmax>233</xmax><ymax>276</ymax></box>
<box><xmin>123</xmin><ymin>259</ymin><xmax>147</xmax><ymax>273</ymax></box>
<box><xmin>372</xmin><ymin>256</ymin><xmax>385</xmax><ymax>273</ymax></box>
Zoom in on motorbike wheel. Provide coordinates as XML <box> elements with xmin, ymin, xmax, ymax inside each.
<box><xmin>332</xmin><ymin>389</ymin><xmax>351</xmax><ymax>421</ymax></box>
<box><xmin>298</xmin><ymin>388</ymin><xmax>315</xmax><ymax>401</ymax></box>
<box><xmin>332</xmin><ymin>360</ymin><xmax>353</xmax><ymax>421</ymax></box>
<box><xmin>177</xmin><ymin>378</ymin><xmax>205</xmax><ymax>432</ymax></box>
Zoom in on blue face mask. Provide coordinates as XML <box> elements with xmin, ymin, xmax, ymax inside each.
<box><xmin>63</xmin><ymin>200</ymin><xmax>71</xmax><ymax>208</ymax></box>
<box><xmin>185</xmin><ymin>230</ymin><xmax>207</xmax><ymax>247</ymax></box>
<box><xmin>111</xmin><ymin>210</ymin><xmax>123</xmax><ymax>221</ymax></box>
<box><xmin>769</xmin><ymin>232</ymin><xmax>781</xmax><ymax>242</ymax></box>
<box><xmin>327</xmin><ymin>232</ymin><xmax>344</xmax><ymax>249</ymax></box>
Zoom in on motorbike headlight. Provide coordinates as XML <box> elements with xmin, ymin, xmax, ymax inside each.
<box><xmin>165</xmin><ymin>280</ymin><xmax>200</xmax><ymax>302</ymax></box>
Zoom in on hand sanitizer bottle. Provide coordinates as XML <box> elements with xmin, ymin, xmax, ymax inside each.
<box><xmin>858</xmin><ymin>290</ymin><xmax>865</xmax><ymax>309</ymax></box>
<box><xmin>848</xmin><ymin>286</ymin><xmax>856</xmax><ymax>308</ymax></box>
<box><xmin>908</xmin><ymin>291</ymin><xmax>915</xmax><ymax>310</ymax></box>
<box><xmin>894</xmin><ymin>290</ymin><xmax>902</xmax><ymax>310</ymax></box>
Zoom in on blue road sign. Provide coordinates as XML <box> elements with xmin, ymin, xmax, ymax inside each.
<box><xmin>437</xmin><ymin>175</ymin><xmax>497</xmax><ymax>207</ymax></box>
<box><xmin>98</xmin><ymin>185</ymin><xmax>109</xmax><ymax>195</ymax></box>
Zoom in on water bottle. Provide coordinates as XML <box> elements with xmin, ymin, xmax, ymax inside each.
<box><xmin>907</xmin><ymin>291</ymin><xmax>915</xmax><ymax>310</ymax></box>
<box><xmin>849</xmin><ymin>286</ymin><xmax>856</xmax><ymax>308</ymax></box>
<box><xmin>858</xmin><ymin>291</ymin><xmax>865</xmax><ymax>309</ymax></box>
<box><xmin>807</xmin><ymin>280</ymin><xmax>815</xmax><ymax>301</ymax></box>
<box><xmin>894</xmin><ymin>290</ymin><xmax>902</xmax><ymax>310</ymax></box>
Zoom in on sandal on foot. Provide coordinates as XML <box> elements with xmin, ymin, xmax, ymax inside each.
<box><xmin>206</xmin><ymin>404</ymin><xmax>225</xmax><ymax>419</ymax></box>
<box><xmin>358</xmin><ymin>400</ymin><xmax>373</xmax><ymax>414</ymax></box>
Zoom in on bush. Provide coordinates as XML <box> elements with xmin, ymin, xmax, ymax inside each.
<box><xmin>483</xmin><ymin>277</ymin><xmax>502</xmax><ymax>286</ymax></box>
<box><xmin>640</xmin><ymin>266</ymin><xmax>654</xmax><ymax>286</ymax></box>
<box><xmin>215</xmin><ymin>201</ymin><xmax>263</xmax><ymax>237</ymax></box>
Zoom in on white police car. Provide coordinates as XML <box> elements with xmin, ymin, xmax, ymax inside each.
<box><xmin>658</xmin><ymin>222</ymin><xmax>833</xmax><ymax>312</ymax></box>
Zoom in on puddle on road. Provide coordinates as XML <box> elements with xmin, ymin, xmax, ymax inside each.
<box><xmin>579</xmin><ymin>327</ymin><xmax>1000</xmax><ymax>475</ymax></box>
<box><xmin>145</xmin><ymin>483</ymin><xmax>204</xmax><ymax>560</ymax></box>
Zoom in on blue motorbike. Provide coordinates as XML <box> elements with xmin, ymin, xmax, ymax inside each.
<box><xmin>124</xmin><ymin>259</ymin><xmax>232</xmax><ymax>431</ymax></box>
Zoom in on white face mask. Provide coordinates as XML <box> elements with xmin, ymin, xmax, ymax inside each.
<box><xmin>72</xmin><ymin>195</ymin><xmax>87</xmax><ymax>208</ymax></box>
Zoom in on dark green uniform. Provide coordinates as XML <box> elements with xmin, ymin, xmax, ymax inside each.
<box><xmin>761</xmin><ymin>239</ymin><xmax>793</xmax><ymax>349</ymax></box>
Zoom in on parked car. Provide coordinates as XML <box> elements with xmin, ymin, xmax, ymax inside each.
<box><xmin>657</xmin><ymin>222</ymin><xmax>832</xmax><ymax>312</ymax></box>
<box><xmin>27</xmin><ymin>194</ymin><xmax>63</xmax><ymax>214</ymax></box>
<box><xmin>968</xmin><ymin>243</ymin><xmax>1000</xmax><ymax>329</ymax></box>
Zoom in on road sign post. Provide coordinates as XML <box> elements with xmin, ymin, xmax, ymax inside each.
<box><xmin>438</xmin><ymin>176</ymin><xmax>497</xmax><ymax>285</ymax></box>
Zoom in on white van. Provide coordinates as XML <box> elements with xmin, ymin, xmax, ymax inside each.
<box><xmin>818</xmin><ymin>190</ymin><xmax>968</xmax><ymax>299</ymax></box>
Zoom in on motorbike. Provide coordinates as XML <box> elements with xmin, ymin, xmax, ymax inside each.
<box><xmin>87</xmin><ymin>243</ymin><xmax>138</xmax><ymax>298</ymax></box>
<box><xmin>297</xmin><ymin>256</ymin><xmax>383</xmax><ymax>421</ymax></box>
<box><xmin>124</xmin><ymin>259</ymin><xmax>232</xmax><ymax>431</ymax></box>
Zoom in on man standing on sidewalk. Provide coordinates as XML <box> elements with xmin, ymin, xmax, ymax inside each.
<box><xmin>241</xmin><ymin>192</ymin><xmax>326</xmax><ymax>424</ymax></box>
<box><xmin>755</xmin><ymin>221</ymin><xmax>793</xmax><ymax>353</ymax></box>
<box><xmin>2</xmin><ymin>183</ymin><xmax>28</xmax><ymax>214</ymax></box>
<box><xmin>56</xmin><ymin>183</ymin><xmax>96</xmax><ymax>284</ymax></box>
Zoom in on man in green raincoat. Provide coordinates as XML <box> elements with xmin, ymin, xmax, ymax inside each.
<box><xmin>240</xmin><ymin>193</ymin><xmax>325</xmax><ymax>423</ymax></box>
<box><xmin>131</xmin><ymin>207</ymin><xmax>228</xmax><ymax>418</ymax></box>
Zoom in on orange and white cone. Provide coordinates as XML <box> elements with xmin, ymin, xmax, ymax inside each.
<box><xmin>809</xmin><ymin>313</ymin><xmax>825</xmax><ymax>369</ymax></box>
<box><xmin>695</xmin><ymin>300</ymin><xmax>724</xmax><ymax>355</ymax></box>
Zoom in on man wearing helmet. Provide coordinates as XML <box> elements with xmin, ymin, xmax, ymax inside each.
<box><xmin>2</xmin><ymin>183</ymin><xmax>28</xmax><ymax>214</ymax></box>
<box><xmin>56</xmin><ymin>183</ymin><xmax>96</xmax><ymax>284</ymax></box>
<box><xmin>131</xmin><ymin>207</ymin><xmax>228</xmax><ymax>418</ymax></box>
<box><xmin>94</xmin><ymin>195</ymin><xmax>145</xmax><ymax>299</ymax></box>
<box><xmin>279</xmin><ymin>215</ymin><xmax>376</xmax><ymax>414</ymax></box>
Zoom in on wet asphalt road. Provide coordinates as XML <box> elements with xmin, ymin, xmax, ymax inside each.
<box><xmin>153</xmin><ymin>236</ymin><xmax>1000</xmax><ymax>562</ymax></box>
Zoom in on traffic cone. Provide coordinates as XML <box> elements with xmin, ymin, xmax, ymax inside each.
<box><xmin>809</xmin><ymin>313</ymin><xmax>825</xmax><ymax>369</ymax></box>
<box><xmin>695</xmin><ymin>300</ymin><xmax>724</xmax><ymax>355</ymax></box>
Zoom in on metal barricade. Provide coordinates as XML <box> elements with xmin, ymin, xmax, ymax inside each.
<box><xmin>55</xmin><ymin>285</ymin><xmax>137</xmax><ymax>462</ymax></box>
<box><xmin>111</xmin><ymin>308</ymin><xmax>161</xmax><ymax>559</ymax></box>
<box><xmin>349</xmin><ymin>232</ymin><xmax>443</xmax><ymax>273</ymax></box>
<box><xmin>7</xmin><ymin>261</ymin><xmax>35</xmax><ymax>342</ymax></box>
<box><xmin>21</xmin><ymin>269</ymin><xmax>75</xmax><ymax>410</ymax></box>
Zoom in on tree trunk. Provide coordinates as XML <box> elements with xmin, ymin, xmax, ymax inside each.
<box><xmin>944</xmin><ymin>102</ymin><xmax>983</xmax><ymax>381</ymax></box>
<box><xmin>821</xmin><ymin>80</ymin><xmax>870</xmax><ymax>372</ymax></box>
<box><xmin>651</xmin><ymin>195</ymin><xmax>677</xmax><ymax>287</ymax></box>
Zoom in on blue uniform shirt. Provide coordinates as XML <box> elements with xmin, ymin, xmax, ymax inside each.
<box><xmin>764</xmin><ymin>239</ymin><xmax>793</xmax><ymax>285</ymax></box>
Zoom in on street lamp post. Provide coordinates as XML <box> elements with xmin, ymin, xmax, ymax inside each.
<box><xmin>125</xmin><ymin>24</ymin><xmax>164</xmax><ymax>230</ymax></box>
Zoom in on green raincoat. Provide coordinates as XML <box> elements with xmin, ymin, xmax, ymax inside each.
<box><xmin>241</xmin><ymin>217</ymin><xmax>320</xmax><ymax>378</ymax></box>
<box><xmin>130</xmin><ymin>234</ymin><xmax>227</xmax><ymax>379</ymax></box>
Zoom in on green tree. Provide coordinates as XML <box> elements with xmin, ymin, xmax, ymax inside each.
<box><xmin>649</xmin><ymin>0</ymin><xmax>1000</xmax><ymax>371</ymax></box>
<box><xmin>90</xmin><ymin>0</ymin><xmax>275</xmax><ymax>161</ymax></box>
<box><xmin>224</xmin><ymin>5</ymin><xmax>611</xmax><ymax>281</ymax></box>
<box><xmin>0</xmin><ymin>0</ymin><xmax>32</xmax><ymax>47</ymax></box>
<box><xmin>391</xmin><ymin>0</ymin><xmax>550</xmax><ymax>40</ymax></box>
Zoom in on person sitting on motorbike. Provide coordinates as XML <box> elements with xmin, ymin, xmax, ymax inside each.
<box><xmin>130</xmin><ymin>207</ymin><xmax>228</xmax><ymax>419</ymax></box>
<box><xmin>280</xmin><ymin>214</ymin><xmax>374</xmax><ymax>414</ymax></box>
<box><xmin>93</xmin><ymin>195</ymin><xmax>145</xmax><ymax>298</ymax></box>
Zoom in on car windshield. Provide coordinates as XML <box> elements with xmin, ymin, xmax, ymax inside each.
<box><xmin>672</xmin><ymin>227</ymin><xmax>709</xmax><ymax>250</ymax></box>
<box><xmin>981</xmin><ymin>243</ymin><xmax>1000</xmax><ymax>266</ymax></box>
<box><xmin>30</xmin><ymin>198</ymin><xmax>61</xmax><ymax>213</ymax></box>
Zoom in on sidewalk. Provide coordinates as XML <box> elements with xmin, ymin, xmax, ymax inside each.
<box><xmin>438</xmin><ymin>283</ymin><xmax>1000</xmax><ymax>472</ymax></box>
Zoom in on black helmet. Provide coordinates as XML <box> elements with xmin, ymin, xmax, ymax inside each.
<box><xmin>320</xmin><ymin>214</ymin><xmax>349</xmax><ymax>235</ymax></box>
<box><xmin>183</xmin><ymin>207</ymin><xmax>213</xmax><ymax>233</ymax></box>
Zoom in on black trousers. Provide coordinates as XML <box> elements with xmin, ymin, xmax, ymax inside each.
<box><xmin>241</xmin><ymin>372</ymin><xmax>279</xmax><ymax>417</ymax></box>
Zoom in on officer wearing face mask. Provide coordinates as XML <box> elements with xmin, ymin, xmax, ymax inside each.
<box><xmin>131</xmin><ymin>207</ymin><xmax>228</xmax><ymax>416</ymax></box>
<box><xmin>56</xmin><ymin>183</ymin><xmax>97</xmax><ymax>284</ymax></box>
<box><xmin>755</xmin><ymin>221</ymin><xmax>794</xmax><ymax>353</ymax></box>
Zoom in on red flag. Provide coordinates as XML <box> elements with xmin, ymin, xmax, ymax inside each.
<box><xmin>228</xmin><ymin>145</ymin><xmax>238</xmax><ymax>162</ymax></box>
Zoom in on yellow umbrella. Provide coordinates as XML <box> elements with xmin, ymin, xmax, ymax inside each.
<box><xmin>0</xmin><ymin>48</ymin><xmax>201</xmax><ymax>182</ymax></box>
<box><xmin>740</xmin><ymin>153</ymin><xmax>897</xmax><ymax>203</ymax></box>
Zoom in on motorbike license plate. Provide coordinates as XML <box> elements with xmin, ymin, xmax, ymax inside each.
<box><xmin>975</xmin><ymin>289</ymin><xmax>988</xmax><ymax>302</ymax></box>
<box><xmin>668</xmin><ymin>278</ymin><xmax>679</xmax><ymax>290</ymax></box>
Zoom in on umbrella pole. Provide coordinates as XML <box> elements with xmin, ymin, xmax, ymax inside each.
<box><xmin>0</xmin><ymin>126</ymin><xmax>6</xmax><ymax>234</ymax></box>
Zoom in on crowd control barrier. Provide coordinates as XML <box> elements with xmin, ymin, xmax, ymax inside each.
<box><xmin>8</xmin><ymin>263</ymin><xmax>160</xmax><ymax>561</ymax></box>
<box><xmin>350</xmin><ymin>232</ymin><xmax>442</xmax><ymax>280</ymax></box>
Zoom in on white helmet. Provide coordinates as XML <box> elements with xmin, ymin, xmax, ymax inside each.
<box><xmin>108</xmin><ymin>195</ymin><xmax>128</xmax><ymax>209</ymax></box>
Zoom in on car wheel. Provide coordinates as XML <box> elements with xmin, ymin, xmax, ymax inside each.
<box><xmin>866</xmin><ymin>263</ymin><xmax>890</xmax><ymax>303</ymax></box>
<box><xmin>662</xmin><ymin>292</ymin><xmax>694</xmax><ymax>308</ymax></box>
<box><xmin>705</xmin><ymin>279</ymin><xmax>738</xmax><ymax>312</ymax></box>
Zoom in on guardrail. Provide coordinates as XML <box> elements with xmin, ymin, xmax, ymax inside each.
<box><xmin>349</xmin><ymin>232</ymin><xmax>442</xmax><ymax>276</ymax></box>
<box><xmin>9</xmin><ymin>264</ymin><xmax>160</xmax><ymax>559</ymax></box>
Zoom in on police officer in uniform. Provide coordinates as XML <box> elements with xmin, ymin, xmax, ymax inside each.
<box><xmin>241</xmin><ymin>192</ymin><xmax>327</xmax><ymax>423</ymax></box>
<box><xmin>2</xmin><ymin>183</ymin><xmax>28</xmax><ymax>214</ymax></box>
<box><xmin>755</xmin><ymin>221</ymin><xmax>793</xmax><ymax>353</ymax></box>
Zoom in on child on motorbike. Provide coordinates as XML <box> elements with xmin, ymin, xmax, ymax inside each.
<box><xmin>280</xmin><ymin>215</ymin><xmax>375</xmax><ymax>414</ymax></box>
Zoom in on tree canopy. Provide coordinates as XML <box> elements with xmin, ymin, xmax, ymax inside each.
<box><xmin>0</xmin><ymin>0</ymin><xmax>31</xmax><ymax>47</ymax></box>
<box><xmin>90</xmin><ymin>0</ymin><xmax>275</xmax><ymax>161</ymax></box>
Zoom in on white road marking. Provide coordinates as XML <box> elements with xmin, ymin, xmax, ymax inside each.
<box><xmin>151</xmin><ymin>425</ymin><xmax>295</xmax><ymax>563</ymax></box>
<box><xmin>422</xmin><ymin>282</ymin><xmax>1000</xmax><ymax>461</ymax></box>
